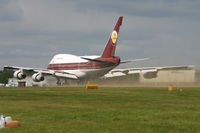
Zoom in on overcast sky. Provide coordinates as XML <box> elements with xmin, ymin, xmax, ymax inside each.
<box><xmin>0</xmin><ymin>0</ymin><xmax>200</xmax><ymax>70</ymax></box>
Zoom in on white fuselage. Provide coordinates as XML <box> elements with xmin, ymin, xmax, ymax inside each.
<box><xmin>47</xmin><ymin>54</ymin><xmax>117</xmax><ymax>79</ymax></box>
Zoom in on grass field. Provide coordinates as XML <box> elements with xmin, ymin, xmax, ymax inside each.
<box><xmin>0</xmin><ymin>86</ymin><xmax>200</xmax><ymax>133</ymax></box>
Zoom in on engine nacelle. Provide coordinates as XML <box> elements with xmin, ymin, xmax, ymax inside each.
<box><xmin>142</xmin><ymin>69</ymin><xmax>158</xmax><ymax>79</ymax></box>
<box><xmin>13</xmin><ymin>70</ymin><xmax>26</xmax><ymax>80</ymax></box>
<box><xmin>143</xmin><ymin>72</ymin><xmax>157</xmax><ymax>79</ymax></box>
<box><xmin>32</xmin><ymin>73</ymin><xmax>44</xmax><ymax>82</ymax></box>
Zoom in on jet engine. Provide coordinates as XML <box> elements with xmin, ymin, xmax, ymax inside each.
<box><xmin>142</xmin><ymin>69</ymin><xmax>158</xmax><ymax>79</ymax></box>
<box><xmin>32</xmin><ymin>73</ymin><xmax>44</xmax><ymax>82</ymax></box>
<box><xmin>13</xmin><ymin>70</ymin><xmax>26</xmax><ymax>80</ymax></box>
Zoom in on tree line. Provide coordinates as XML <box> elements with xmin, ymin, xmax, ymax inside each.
<box><xmin>0</xmin><ymin>70</ymin><xmax>13</xmax><ymax>84</ymax></box>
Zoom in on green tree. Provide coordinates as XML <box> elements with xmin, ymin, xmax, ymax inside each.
<box><xmin>0</xmin><ymin>70</ymin><xmax>13</xmax><ymax>84</ymax></box>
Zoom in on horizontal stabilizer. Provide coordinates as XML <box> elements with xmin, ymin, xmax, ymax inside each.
<box><xmin>81</xmin><ymin>57</ymin><xmax>115</xmax><ymax>66</ymax></box>
<box><xmin>120</xmin><ymin>58</ymin><xmax>150</xmax><ymax>64</ymax></box>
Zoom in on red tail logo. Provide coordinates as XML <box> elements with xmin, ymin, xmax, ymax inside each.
<box><xmin>101</xmin><ymin>16</ymin><xmax>123</xmax><ymax>58</ymax></box>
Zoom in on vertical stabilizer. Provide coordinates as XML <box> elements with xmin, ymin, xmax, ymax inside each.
<box><xmin>101</xmin><ymin>16</ymin><xmax>123</xmax><ymax>58</ymax></box>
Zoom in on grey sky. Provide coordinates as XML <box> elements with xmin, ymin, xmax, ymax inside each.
<box><xmin>0</xmin><ymin>0</ymin><xmax>200</xmax><ymax>69</ymax></box>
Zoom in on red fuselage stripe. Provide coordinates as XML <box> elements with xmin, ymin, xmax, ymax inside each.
<box><xmin>47</xmin><ymin>62</ymin><xmax>100</xmax><ymax>70</ymax></box>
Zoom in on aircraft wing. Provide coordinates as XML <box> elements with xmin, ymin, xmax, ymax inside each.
<box><xmin>103</xmin><ymin>65</ymin><xmax>194</xmax><ymax>79</ymax></box>
<box><xmin>4</xmin><ymin>65</ymin><xmax>78</xmax><ymax>79</ymax></box>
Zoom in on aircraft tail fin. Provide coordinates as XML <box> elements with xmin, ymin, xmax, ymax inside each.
<box><xmin>101</xmin><ymin>16</ymin><xmax>123</xmax><ymax>58</ymax></box>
